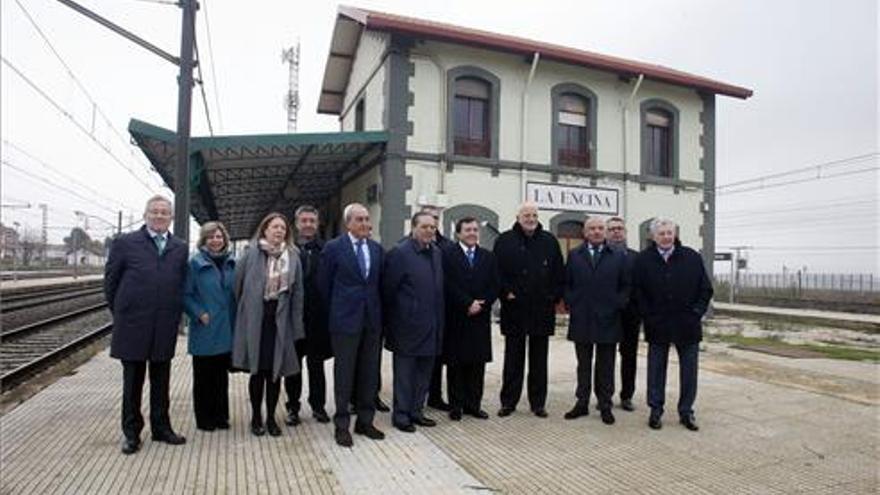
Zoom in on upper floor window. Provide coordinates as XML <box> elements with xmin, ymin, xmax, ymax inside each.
<box><xmin>453</xmin><ymin>77</ymin><xmax>491</xmax><ymax>157</ymax></box>
<box><xmin>557</xmin><ymin>94</ymin><xmax>590</xmax><ymax>168</ymax></box>
<box><xmin>640</xmin><ymin>100</ymin><xmax>679</xmax><ymax>179</ymax></box>
<box><xmin>645</xmin><ymin>109</ymin><xmax>672</xmax><ymax>177</ymax></box>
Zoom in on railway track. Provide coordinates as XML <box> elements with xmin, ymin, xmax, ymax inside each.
<box><xmin>1</xmin><ymin>287</ymin><xmax>105</xmax><ymax>313</ymax></box>
<box><xmin>0</xmin><ymin>304</ymin><xmax>111</xmax><ymax>393</ymax></box>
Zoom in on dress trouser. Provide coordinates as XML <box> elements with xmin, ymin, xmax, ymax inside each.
<box><xmin>646</xmin><ymin>342</ymin><xmax>699</xmax><ymax>417</ymax></box>
<box><xmin>446</xmin><ymin>362</ymin><xmax>486</xmax><ymax>412</ymax></box>
<box><xmin>499</xmin><ymin>334</ymin><xmax>549</xmax><ymax>410</ymax></box>
<box><xmin>121</xmin><ymin>360</ymin><xmax>172</xmax><ymax>440</ymax></box>
<box><xmin>392</xmin><ymin>354</ymin><xmax>435</xmax><ymax>426</ymax></box>
<box><xmin>284</xmin><ymin>354</ymin><xmax>327</xmax><ymax>414</ymax></box>
<box><xmin>618</xmin><ymin>311</ymin><xmax>642</xmax><ymax>401</ymax></box>
<box><xmin>331</xmin><ymin>328</ymin><xmax>380</xmax><ymax>430</ymax></box>
<box><xmin>192</xmin><ymin>353</ymin><xmax>230</xmax><ymax>428</ymax></box>
<box><xmin>574</xmin><ymin>343</ymin><xmax>616</xmax><ymax>411</ymax></box>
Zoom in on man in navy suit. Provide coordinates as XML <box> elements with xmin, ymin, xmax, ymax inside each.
<box><xmin>104</xmin><ymin>195</ymin><xmax>188</xmax><ymax>455</ymax></box>
<box><xmin>317</xmin><ymin>203</ymin><xmax>385</xmax><ymax>447</ymax></box>
<box><xmin>383</xmin><ymin>212</ymin><xmax>445</xmax><ymax>432</ymax></box>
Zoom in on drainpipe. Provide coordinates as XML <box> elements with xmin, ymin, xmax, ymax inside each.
<box><xmin>621</xmin><ymin>73</ymin><xmax>644</xmax><ymax>220</ymax></box>
<box><xmin>521</xmin><ymin>52</ymin><xmax>541</xmax><ymax>201</ymax></box>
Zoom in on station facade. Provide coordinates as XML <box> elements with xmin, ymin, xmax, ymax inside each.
<box><xmin>320</xmin><ymin>7</ymin><xmax>751</xmax><ymax>265</ymax></box>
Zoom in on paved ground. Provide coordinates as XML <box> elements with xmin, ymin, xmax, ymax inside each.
<box><xmin>713</xmin><ymin>302</ymin><xmax>880</xmax><ymax>332</ymax></box>
<box><xmin>1</xmin><ymin>327</ymin><xmax>877</xmax><ymax>494</ymax></box>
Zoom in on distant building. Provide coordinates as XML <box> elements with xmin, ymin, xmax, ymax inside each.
<box><xmin>67</xmin><ymin>247</ymin><xmax>105</xmax><ymax>267</ymax></box>
<box><xmin>0</xmin><ymin>223</ymin><xmax>20</xmax><ymax>260</ymax></box>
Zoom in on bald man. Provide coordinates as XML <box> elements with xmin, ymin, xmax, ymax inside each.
<box><xmin>493</xmin><ymin>202</ymin><xmax>564</xmax><ymax>418</ymax></box>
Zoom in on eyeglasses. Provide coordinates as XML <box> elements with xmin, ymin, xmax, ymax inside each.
<box><xmin>607</xmin><ymin>226</ymin><xmax>624</xmax><ymax>231</ymax></box>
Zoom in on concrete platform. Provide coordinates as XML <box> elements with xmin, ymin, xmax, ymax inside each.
<box><xmin>714</xmin><ymin>302</ymin><xmax>880</xmax><ymax>332</ymax></box>
<box><xmin>1</xmin><ymin>330</ymin><xmax>877</xmax><ymax>494</ymax></box>
<box><xmin>0</xmin><ymin>274</ymin><xmax>103</xmax><ymax>291</ymax></box>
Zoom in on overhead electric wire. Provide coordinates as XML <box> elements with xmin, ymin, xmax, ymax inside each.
<box><xmin>201</xmin><ymin>0</ymin><xmax>224</xmax><ymax>132</ymax></box>
<box><xmin>3</xmin><ymin>139</ymin><xmax>137</xmax><ymax>213</ymax></box>
<box><xmin>716</xmin><ymin>152</ymin><xmax>878</xmax><ymax>190</ymax></box>
<box><xmin>193</xmin><ymin>34</ymin><xmax>215</xmax><ymax>136</ymax></box>
<box><xmin>1</xmin><ymin>56</ymin><xmax>158</xmax><ymax>193</ymax></box>
<box><xmin>716</xmin><ymin>166</ymin><xmax>879</xmax><ymax>196</ymax></box>
<box><xmin>2</xmin><ymin>159</ymin><xmax>118</xmax><ymax>216</ymax></box>
<box><xmin>12</xmin><ymin>0</ymin><xmax>163</xmax><ymax>190</ymax></box>
<box><xmin>717</xmin><ymin>197</ymin><xmax>878</xmax><ymax>218</ymax></box>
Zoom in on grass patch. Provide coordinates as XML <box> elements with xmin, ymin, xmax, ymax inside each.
<box><xmin>708</xmin><ymin>334</ymin><xmax>880</xmax><ymax>363</ymax></box>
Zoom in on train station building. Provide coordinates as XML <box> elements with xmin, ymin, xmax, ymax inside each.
<box><xmin>130</xmin><ymin>6</ymin><xmax>751</xmax><ymax>267</ymax></box>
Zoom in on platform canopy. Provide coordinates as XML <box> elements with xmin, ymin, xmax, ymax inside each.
<box><xmin>129</xmin><ymin>119</ymin><xmax>387</xmax><ymax>240</ymax></box>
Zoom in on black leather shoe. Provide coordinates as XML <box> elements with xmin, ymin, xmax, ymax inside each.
<box><xmin>251</xmin><ymin>421</ymin><xmax>266</xmax><ymax>436</ymax></box>
<box><xmin>649</xmin><ymin>412</ymin><xmax>663</xmax><ymax>430</ymax></box>
<box><xmin>620</xmin><ymin>399</ymin><xmax>635</xmax><ymax>412</ymax></box>
<box><xmin>464</xmin><ymin>408</ymin><xmax>489</xmax><ymax>419</ymax></box>
<box><xmin>680</xmin><ymin>415</ymin><xmax>699</xmax><ymax>431</ymax></box>
<box><xmin>285</xmin><ymin>411</ymin><xmax>301</xmax><ymax>426</ymax></box>
<box><xmin>394</xmin><ymin>422</ymin><xmax>416</xmax><ymax>433</ymax></box>
<box><xmin>266</xmin><ymin>420</ymin><xmax>282</xmax><ymax>437</ymax></box>
<box><xmin>152</xmin><ymin>430</ymin><xmax>186</xmax><ymax>445</ymax></box>
<box><xmin>600</xmin><ymin>409</ymin><xmax>616</xmax><ymax>425</ymax></box>
<box><xmin>374</xmin><ymin>397</ymin><xmax>391</xmax><ymax>412</ymax></box>
<box><xmin>497</xmin><ymin>406</ymin><xmax>515</xmax><ymax>417</ymax></box>
<box><xmin>427</xmin><ymin>399</ymin><xmax>452</xmax><ymax>412</ymax></box>
<box><xmin>312</xmin><ymin>409</ymin><xmax>331</xmax><ymax>423</ymax></box>
<box><xmin>354</xmin><ymin>423</ymin><xmax>386</xmax><ymax>440</ymax></box>
<box><xmin>412</xmin><ymin>416</ymin><xmax>437</xmax><ymax>427</ymax></box>
<box><xmin>215</xmin><ymin>421</ymin><xmax>230</xmax><ymax>430</ymax></box>
<box><xmin>532</xmin><ymin>408</ymin><xmax>548</xmax><ymax>418</ymax></box>
<box><xmin>196</xmin><ymin>424</ymin><xmax>216</xmax><ymax>432</ymax></box>
<box><xmin>121</xmin><ymin>437</ymin><xmax>140</xmax><ymax>455</ymax></box>
<box><xmin>335</xmin><ymin>428</ymin><xmax>353</xmax><ymax>447</ymax></box>
<box><xmin>564</xmin><ymin>403</ymin><xmax>589</xmax><ymax>420</ymax></box>
<box><xmin>449</xmin><ymin>409</ymin><xmax>462</xmax><ymax>421</ymax></box>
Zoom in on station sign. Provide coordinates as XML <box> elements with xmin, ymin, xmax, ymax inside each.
<box><xmin>714</xmin><ymin>252</ymin><xmax>733</xmax><ymax>261</ymax></box>
<box><xmin>526</xmin><ymin>182</ymin><xmax>619</xmax><ymax>214</ymax></box>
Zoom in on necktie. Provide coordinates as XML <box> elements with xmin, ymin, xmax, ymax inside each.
<box><xmin>466</xmin><ymin>247</ymin><xmax>475</xmax><ymax>267</ymax></box>
<box><xmin>660</xmin><ymin>248</ymin><xmax>671</xmax><ymax>262</ymax></box>
<box><xmin>154</xmin><ymin>235</ymin><xmax>166</xmax><ymax>255</ymax></box>
<box><xmin>356</xmin><ymin>239</ymin><xmax>368</xmax><ymax>278</ymax></box>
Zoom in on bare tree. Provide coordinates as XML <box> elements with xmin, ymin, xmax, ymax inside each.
<box><xmin>19</xmin><ymin>228</ymin><xmax>41</xmax><ymax>267</ymax></box>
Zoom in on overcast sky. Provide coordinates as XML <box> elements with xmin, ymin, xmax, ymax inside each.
<box><xmin>2</xmin><ymin>0</ymin><xmax>877</xmax><ymax>274</ymax></box>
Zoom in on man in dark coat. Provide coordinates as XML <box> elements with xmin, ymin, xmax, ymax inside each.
<box><xmin>284</xmin><ymin>205</ymin><xmax>332</xmax><ymax>426</ymax></box>
<box><xmin>563</xmin><ymin>216</ymin><xmax>629</xmax><ymax>425</ymax></box>
<box><xmin>493</xmin><ymin>202</ymin><xmax>565</xmax><ymax>417</ymax></box>
<box><xmin>104</xmin><ymin>195</ymin><xmax>188</xmax><ymax>455</ymax></box>
<box><xmin>606</xmin><ymin>216</ymin><xmax>642</xmax><ymax>412</ymax></box>
<box><xmin>442</xmin><ymin>217</ymin><xmax>499</xmax><ymax>421</ymax></box>
<box><xmin>633</xmin><ymin>218</ymin><xmax>713</xmax><ymax>432</ymax></box>
<box><xmin>317</xmin><ymin>203</ymin><xmax>385</xmax><ymax>447</ymax></box>
<box><xmin>427</xmin><ymin>216</ymin><xmax>456</xmax><ymax>412</ymax></box>
<box><xmin>383</xmin><ymin>212</ymin><xmax>445</xmax><ymax>432</ymax></box>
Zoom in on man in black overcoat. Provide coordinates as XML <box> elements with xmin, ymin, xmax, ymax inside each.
<box><xmin>605</xmin><ymin>216</ymin><xmax>642</xmax><ymax>412</ymax></box>
<box><xmin>442</xmin><ymin>217</ymin><xmax>500</xmax><ymax>421</ymax></box>
<box><xmin>563</xmin><ymin>216</ymin><xmax>629</xmax><ymax>425</ymax></box>
<box><xmin>633</xmin><ymin>217</ymin><xmax>713</xmax><ymax>431</ymax></box>
<box><xmin>383</xmin><ymin>212</ymin><xmax>445</xmax><ymax>432</ymax></box>
<box><xmin>493</xmin><ymin>202</ymin><xmax>564</xmax><ymax>417</ymax></box>
<box><xmin>104</xmin><ymin>195</ymin><xmax>188</xmax><ymax>454</ymax></box>
<box><xmin>284</xmin><ymin>205</ymin><xmax>332</xmax><ymax>425</ymax></box>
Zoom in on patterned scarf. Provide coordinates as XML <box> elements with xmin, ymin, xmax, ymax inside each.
<box><xmin>258</xmin><ymin>239</ymin><xmax>291</xmax><ymax>301</ymax></box>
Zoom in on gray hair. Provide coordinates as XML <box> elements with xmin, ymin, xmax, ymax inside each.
<box><xmin>143</xmin><ymin>194</ymin><xmax>173</xmax><ymax>214</ymax></box>
<box><xmin>343</xmin><ymin>203</ymin><xmax>368</xmax><ymax>224</ymax></box>
<box><xmin>294</xmin><ymin>204</ymin><xmax>319</xmax><ymax>219</ymax></box>
<box><xmin>649</xmin><ymin>217</ymin><xmax>677</xmax><ymax>235</ymax></box>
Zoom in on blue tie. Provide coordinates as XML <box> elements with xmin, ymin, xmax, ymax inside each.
<box><xmin>154</xmin><ymin>235</ymin><xmax>166</xmax><ymax>255</ymax></box>
<box><xmin>466</xmin><ymin>247</ymin><xmax>475</xmax><ymax>267</ymax></box>
<box><xmin>356</xmin><ymin>239</ymin><xmax>368</xmax><ymax>279</ymax></box>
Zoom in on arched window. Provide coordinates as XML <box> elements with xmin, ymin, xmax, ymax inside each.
<box><xmin>453</xmin><ymin>77</ymin><xmax>491</xmax><ymax>157</ymax></box>
<box><xmin>557</xmin><ymin>94</ymin><xmax>590</xmax><ymax>168</ymax></box>
<box><xmin>640</xmin><ymin>100</ymin><xmax>679</xmax><ymax>179</ymax></box>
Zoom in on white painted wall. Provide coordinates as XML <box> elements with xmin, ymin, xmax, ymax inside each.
<box><xmin>340</xmin><ymin>30</ymin><xmax>388</xmax><ymax>132</ymax></box>
<box><xmin>338</xmin><ymin>166</ymin><xmax>383</xmax><ymax>241</ymax></box>
<box><xmin>406</xmin><ymin>39</ymin><xmax>705</xmax><ymax>182</ymax></box>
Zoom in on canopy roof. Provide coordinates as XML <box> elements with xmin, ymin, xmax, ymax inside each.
<box><xmin>129</xmin><ymin>119</ymin><xmax>387</xmax><ymax>239</ymax></box>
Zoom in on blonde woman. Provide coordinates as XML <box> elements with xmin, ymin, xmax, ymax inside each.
<box><xmin>232</xmin><ymin>212</ymin><xmax>305</xmax><ymax>437</ymax></box>
<box><xmin>184</xmin><ymin>221</ymin><xmax>236</xmax><ymax>431</ymax></box>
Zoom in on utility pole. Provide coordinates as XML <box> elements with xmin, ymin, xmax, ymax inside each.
<box><xmin>117</xmin><ymin>210</ymin><xmax>123</xmax><ymax>236</ymax></box>
<box><xmin>174</xmin><ymin>0</ymin><xmax>197</xmax><ymax>245</ymax></box>
<box><xmin>729</xmin><ymin>246</ymin><xmax>750</xmax><ymax>303</ymax></box>
<box><xmin>55</xmin><ymin>0</ymin><xmax>196</xmax><ymax>245</ymax></box>
<box><xmin>39</xmin><ymin>203</ymin><xmax>48</xmax><ymax>269</ymax></box>
<box><xmin>282</xmin><ymin>39</ymin><xmax>300</xmax><ymax>132</ymax></box>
